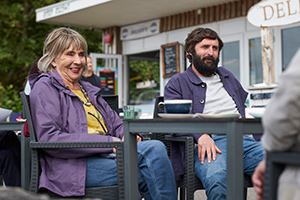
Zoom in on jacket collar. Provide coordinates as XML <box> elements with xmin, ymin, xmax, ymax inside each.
<box><xmin>29</xmin><ymin>69</ymin><xmax>101</xmax><ymax>97</ymax></box>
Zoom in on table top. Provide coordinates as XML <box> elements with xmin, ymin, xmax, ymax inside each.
<box><xmin>0</xmin><ymin>121</ymin><xmax>25</xmax><ymax>130</ymax></box>
<box><xmin>123</xmin><ymin>117</ymin><xmax>261</xmax><ymax>122</ymax></box>
<box><xmin>123</xmin><ymin>118</ymin><xmax>262</xmax><ymax>135</ymax></box>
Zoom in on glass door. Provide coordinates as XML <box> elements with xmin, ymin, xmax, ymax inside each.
<box><xmin>89</xmin><ymin>53</ymin><xmax>123</xmax><ymax>108</ymax></box>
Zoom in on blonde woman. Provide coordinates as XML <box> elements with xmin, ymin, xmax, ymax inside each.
<box><xmin>28</xmin><ymin>27</ymin><xmax>177</xmax><ymax>199</ymax></box>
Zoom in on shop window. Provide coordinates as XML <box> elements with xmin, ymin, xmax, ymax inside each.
<box><xmin>128</xmin><ymin>52</ymin><xmax>160</xmax><ymax>119</ymax></box>
<box><xmin>282</xmin><ymin>26</ymin><xmax>300</xmax><ymax>71</ymax></box>
<box><xmin>222</xmin><ymin>41</ymin><xmax>240</xmax><ymax>81</ymax></box>
<box><xmin>249</xmin><ymin>37</ymin><xmax>263</xmax><ymax>85</ymax></box>
<box><xmin>129</xmin><ymin>59</ymin><xmax>160</xmax><ymax>104</ymax></box>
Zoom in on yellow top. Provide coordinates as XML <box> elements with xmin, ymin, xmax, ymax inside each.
<box><xmin>72</xmin><ymin>89</ymin><xmax>107</xmax><ymax>135</ymax></box>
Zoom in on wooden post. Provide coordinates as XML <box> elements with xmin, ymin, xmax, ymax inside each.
<box><xmin>261</xmin><ymin>27</ymin><xmax>275</xmax><ymax>85</ymax></box>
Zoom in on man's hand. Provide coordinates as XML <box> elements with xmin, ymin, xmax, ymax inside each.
<box><xmin>252</xmin><ymin>160</ymin><xmax>266</xmax><ymax>200</ymax></box>
<box><xmin>197</xmin><ymin>133</ymin><xmax>222</xmax><ymax>164</ymax></box>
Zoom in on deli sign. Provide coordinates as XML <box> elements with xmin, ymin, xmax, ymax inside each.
<box><xmin>247</xmin><ymin>0</ymin><xmax>300</xmax><ymax>27</ymax></box>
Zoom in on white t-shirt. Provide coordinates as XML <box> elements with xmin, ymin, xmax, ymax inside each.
<box><xmin>201</xmin><ymin>74</ymin><xmax>238</xmax><ymax>115</ymax></box>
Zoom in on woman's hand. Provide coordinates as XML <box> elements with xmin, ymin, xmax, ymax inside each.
<box><xmin>112</xmin><ymin>137</ymin><xmax>121</xmax><ymax>153</ymax></box>
<box><xmin>112</xmin><ymin>135</ymin><xmax>141</xmax><ymax>153</ymax></box>
<box><xmin>136</xmin><ymin>135</ymin><xmax>142</xmax><ymax>143</ymax></box>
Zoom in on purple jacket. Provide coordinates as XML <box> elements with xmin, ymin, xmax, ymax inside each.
<box><xmin>28</xmin><ymin>69</ymin><xmax>123</xmax><ymax>196</ymax></box>
<box><xmin>164</xmin><ymin>65</ymin><xmax>248</xmax><ymax>180</ymax></box>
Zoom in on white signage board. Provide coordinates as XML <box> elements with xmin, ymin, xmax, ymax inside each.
<box><xmin>247</xmin><ymin>0</ymin><xmax>300</xmax><ymax>27</ymax></box>
<box><xmin>120</xmin><ymin>19</ymin><xmax>160</xmax><ymax>40</ymax></box>
<box><xmin>36</xmin><ymin>0</ymin><xmax>111</xmax><ymax>22</ymax></box>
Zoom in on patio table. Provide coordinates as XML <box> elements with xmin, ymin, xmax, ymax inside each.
<box><xmin>0</xmin><ymin>122</ymin><xmax>27</xmax><ymax>189</ymax></box>
<box><xmin>123</xmin><ymin>118</ymin><xmax>262</xmax><ymax>200</ymax></box>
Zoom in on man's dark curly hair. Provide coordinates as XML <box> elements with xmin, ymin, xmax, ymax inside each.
<box><xmin>185</xmin><ymin>27</ymin><xmax>224</xmax><ymax>63</ymax></box>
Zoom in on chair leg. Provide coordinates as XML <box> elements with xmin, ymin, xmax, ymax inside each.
<box><xmin>179</xmin><ymin>187</ymin><xmax>185</xmax><ymax>200</ymax></box>
<box><xmin>244</xmin><ymin>187</ymin><xmax>248</xmax><ymax>200</ymax></box>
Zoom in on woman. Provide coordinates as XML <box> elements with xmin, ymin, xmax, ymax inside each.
<box><xmin>80</xmin><ymin>56</ymin><xmax>101</xmax><ymax>88</ymax></box>
<box><xmin>28</xmin><ymin>27</ymin><xmax>177</xmax><ymax>199</ymax></box>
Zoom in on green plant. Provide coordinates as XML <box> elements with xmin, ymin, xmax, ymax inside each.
<box><xmin>0</xmin><ymin>83</ymin><xmax>23</xmax><ymax>113</ymax></box>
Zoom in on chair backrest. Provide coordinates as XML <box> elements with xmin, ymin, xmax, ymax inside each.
<box><xmin>20</xmin><ymin>92</ymin><xmax>37</xmax><ymax>142</ymax></box>
<box><xmin>152</xmin><ymin>96</ymin><xmax>171</xmax><ymax>156</ymax></box>
<box><xmin>20</xmin><ymin>92</ymin><xmax>37</xmax><ymax>192</ymax></box>
<box><xmin>153</xmin><ymin>96</ymin><xmax>165</xmax><ymax>118</ymax></box>
<box><xmin>102</xmin><ymin>95</ymin><xmax>119</xmax><ymax>114</ymax></box>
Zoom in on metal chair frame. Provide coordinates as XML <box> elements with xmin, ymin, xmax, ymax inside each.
<box><xmin>20</xmin><ymin>92</ymin><xmax>124</xmax><ymax>200</ymax></box>
<box><xmin>264</xmin><ymin>151</ymin><xmax>300</xmax><ymax>200</ymax></box>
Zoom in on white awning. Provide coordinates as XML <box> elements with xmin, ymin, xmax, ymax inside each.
<box><xmin>36</xmin><ymin>0</ymin><xmax>235</xmax><ymax>29</ymax></box>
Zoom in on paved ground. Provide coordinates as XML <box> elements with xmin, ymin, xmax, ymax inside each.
<box><xmin>193</xmin><ymin>188</ymin><xmax>256</xmax><ymax>200</ymax></box>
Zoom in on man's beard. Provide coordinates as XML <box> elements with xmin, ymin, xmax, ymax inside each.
<box><xmin>192</xmin><ymin>52</ymin><xmax>219</xmax><ymax>76</ymax></box>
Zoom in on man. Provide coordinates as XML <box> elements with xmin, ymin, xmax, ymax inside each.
<box><xmin>164</xmin><ymin>27</ymin><xmax>264</xmax><ymax>199</ymax></box>
<box><xmin>252</xmin><ymin>49</ymin><xmax>300</xmax><ymax>200</ymax></box>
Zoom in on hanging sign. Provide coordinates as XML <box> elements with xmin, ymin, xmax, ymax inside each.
<box><xmin>120</xmin><ymin>19</ymin><xmax>159</xmax><ymax>40</ymax></box>
<box><xmin>247</xmin><ymin>0</ymin><xmax>300</xmax><ymax>27</ymax></box>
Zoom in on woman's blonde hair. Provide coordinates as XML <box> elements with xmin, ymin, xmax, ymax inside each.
<box><xmin>38</xmin><ymin>27</ymin><xmax>88</xmax><ymax>72</ymax></box>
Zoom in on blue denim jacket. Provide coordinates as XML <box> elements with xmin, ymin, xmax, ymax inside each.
<box><xmin>28</xmin><ymin>69</ymin><xmax>123</xmax><ymax>196</ymax></box>
<box><xmin>164</xmin><ymin>65</ymin><xmax>248</xmax><ymax>180</ymax></box>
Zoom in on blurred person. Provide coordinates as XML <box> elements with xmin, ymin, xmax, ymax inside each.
<box><xmin>80</xmin><ymin>56</ymin><xmax>101</xmax><ymax>88</ymax></box>
<box><xmin>0</xmin><ymin>130</ymin><xmax>21</xmax><ymax>186</ymax></box>
<box><xmin>164</xmin><ymin>27</ymin><xmax>264</xmax><ymax>200</ymax></box>
<box><xmin>252</xmin><ymin>48</ymin><xmax>300</xmax><ymax>200</ymax></box>
<box><xmin>28</xmin><ymin>27</ymin><xmax>177</xmax><ymax>199</ymax></box>
<box><xmin>24</xmin><ymin>60</ymin><xmax>39</xmax><ymax>95</ymax></box>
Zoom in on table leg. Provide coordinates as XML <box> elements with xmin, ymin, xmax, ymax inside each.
<box><xmin>226</xmin><ymin>122</ymin><xmax>244</xmax><ymax>200</ymax></box>
<box><xmin>123</xmin><ymin>121</ymin><xmax>139</xmax><ymax>200</ymax></box>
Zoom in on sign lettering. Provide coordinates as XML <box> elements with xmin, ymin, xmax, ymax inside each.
<box><xmin>247</xmin><ymin>0</ymin><xmax>300</xmax><ymax>27</ymax></box>
<box><xmin>120</xmin><ymin>19</ymin><xmax>160</xmax><ymax>40</ymax></box>
<box><xmin>42</xmin><ymin>3</ymin><xmax>70</xmax><ymax>19</ymax></box>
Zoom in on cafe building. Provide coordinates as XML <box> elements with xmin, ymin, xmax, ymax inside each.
<box><xmin>36</xmin><ymin>0</ymin><xmax>300</xmax><ymax>117</ymax></box>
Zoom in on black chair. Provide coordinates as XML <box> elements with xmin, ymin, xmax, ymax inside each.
<box><xmin>102</xmin><ymin>95</ymin><xmax>119</xmax><ymax>114</ymax></box>
<box><xmin>20</xmin><ymin>92</ymin><xmax>124</xmax><ymax>200</ymax></box>
<box><xmin>263</xmin><ymin>151</ymin><xmax>300</xmax><ymax>200</ymax></box>
<box><xmin>153</xmin><ymin>96</ymin><xmax>252</xmax><ymax>200</ymax></box>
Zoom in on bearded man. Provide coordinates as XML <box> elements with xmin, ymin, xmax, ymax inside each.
<box><xmin>164</xmin><ymin>27</ymin><xmax>264</xmax><ymax>200</ymax></box>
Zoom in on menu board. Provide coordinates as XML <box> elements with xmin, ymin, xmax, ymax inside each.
<box><xmin>161</xmin><ymin>42</ymin><xmax>180</xmax><ymax>78</ymax></box>
<box><xmin>99</xmin><ymin>69</ymin><xmax>115</xmax><ymax>95</ymax></box>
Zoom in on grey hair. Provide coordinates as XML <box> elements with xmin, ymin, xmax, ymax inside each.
<box><xmin>38</xmin><ymin>27</ymin><xmax>88</xmax><ymax>72</ymax></box>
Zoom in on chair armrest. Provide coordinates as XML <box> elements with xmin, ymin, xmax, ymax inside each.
<box><xmin>30</xmin><ymin>141</ymin><xmax>123</xmax><ymax>149</ymax></box>
<box><xmin>29</xmin><ymin>141</ymin><xmax>124</xmax><ymax>194</ymax></box>
<box><xmin>267</xmin><ymin>152</ymin><xmax>300</xmax><ymax>165</ymax></box>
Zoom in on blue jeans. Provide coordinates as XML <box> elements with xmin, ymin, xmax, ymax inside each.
<box><xmin>194</xmin><ymin>135</ymin><xmax>263</xmax><ymax>200</ymax></box>
<box><xmin>86</xmin><ymin>140</ymin><xmax>177</xmax><ymax>200</ymax></box>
